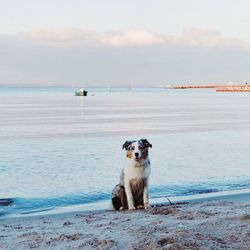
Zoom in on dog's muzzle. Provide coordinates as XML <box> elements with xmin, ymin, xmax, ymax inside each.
<box><xmin>134</xmin><ymin>152</ymin><xmax>140</xmax><ymax>160</ymax></box>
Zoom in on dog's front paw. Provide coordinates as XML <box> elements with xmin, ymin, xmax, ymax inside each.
<box><xmin>136</xmin><ymin>205</ymin><xmax>144</xmax><ymax>210</ymax></box>
<box><xmin>144</xmin><ymin>202</ymin><xmax>149</xmax><ymax>209</ymax></box>
<box><xmin>128</xmin><ymin>206</ymin><xmax>136</xmax><ymax>210</ymax></box>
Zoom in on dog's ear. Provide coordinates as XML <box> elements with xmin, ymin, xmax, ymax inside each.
<box><xmin>140</xmin><ymin>139</ymin><xmax>152</xmax><ymax>148</ymax></box>
<box><xmin>122</xmin><ymin>141</ymin><xmax>132</xmax><ymax>150</ymax></box>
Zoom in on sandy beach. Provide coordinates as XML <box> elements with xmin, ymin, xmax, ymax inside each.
<box><xmin>0</xmin><ymin>193</ymin><xmax>249</xmax><ymax>250</ymax></box>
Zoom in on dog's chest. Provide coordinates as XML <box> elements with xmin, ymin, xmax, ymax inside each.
<box><xmin>124</xmin><ymin>160</ymin><xmax>151</xmax><ymax>181</ymax></box>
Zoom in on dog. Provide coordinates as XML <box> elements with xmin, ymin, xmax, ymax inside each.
<box><xmin>112</xmin><ymin>139</ymin><xmax>152</xmax><ymax>210</ymax></box>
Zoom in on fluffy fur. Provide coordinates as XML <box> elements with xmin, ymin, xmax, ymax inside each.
<box><xmin>112</xmin><ymin>139</ymin><xmax>152</xmax><ymax>210</ymax></box>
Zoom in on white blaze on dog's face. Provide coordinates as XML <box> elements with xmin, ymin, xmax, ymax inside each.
<box><xmin>122</xmin><ymin>139</ymin><xmax>152</xmax><ymax>161</ymax></box>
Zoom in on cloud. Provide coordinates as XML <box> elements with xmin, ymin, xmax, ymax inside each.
<box><xmin>180</xmin><ymin>27</ymin><xmax>248</xmax><ymax>49</ymax></box>
<box><xmin>101</xmin><ymin>30</ymin><xmax>166</xmax><ymax>46</ymax></box>
<box><xmin>18</xmin><ymin>27</ymin><xmax>99</xmax><ymax>48</ymax></box>
<box><xmin>18</xmin><ymin>28</ymin><xmax>167</xmax><ymax>48</ymax></box>
<box><xmin>1</xmin><ymin>27</ymin><xmax>250</xmax><ymax>86</ymax></box>
<box><xmin>16</xmin><ymin>27</ymin><xmax>250</xmax><ymax>50</ymax></box>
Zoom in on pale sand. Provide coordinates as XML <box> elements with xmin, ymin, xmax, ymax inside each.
<box><xmin>0</xmin><ymin>193</ymin><xmax>249</xmax><ymax>250</ymax></box>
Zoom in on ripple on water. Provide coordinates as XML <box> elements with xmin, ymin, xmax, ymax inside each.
<box><xmin>0</xmin><ymin>165</ymin><xmax>8</xmax><ymax>172</ymax></box>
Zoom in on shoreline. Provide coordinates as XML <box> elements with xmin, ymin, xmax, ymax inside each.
<box><xmin>1</xmin><ymin>188</ymin><xmax>250</xmax><ymax>220</ymax></box>
<box><xmin>1</xmin><ymin>192</ymin><xmax>249</xmax><ymax>249</ymax></box>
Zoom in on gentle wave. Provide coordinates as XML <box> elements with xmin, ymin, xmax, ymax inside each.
<box><xmin>1</xmin><ymin>179</ymin><xmax>250</xmax><ymax>218</ymax></box>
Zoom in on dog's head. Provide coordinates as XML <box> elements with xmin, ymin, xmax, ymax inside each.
<box><xmin>122</xmin><ymin>139</ymin><xmax>152</xmax><ymax>161</ymax></box>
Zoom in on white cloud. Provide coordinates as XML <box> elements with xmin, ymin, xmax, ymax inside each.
<box><xmin>18</xmin><ymin>28</ymin><xmax>167</xmax><ymax>47</ymax></box>
<box><xmin>180</xmin><ymin>27</ymin><xmax>247</xmax><ymax>49</ymax></box>
<box><xmin>101</xmin><ymin>30</ymin><xmax>166</xmax><ymax>46</ymax></box>
<box><xmin>15</xmin><ymin>26</ymin><xmax>250</xmax><ymax>50</ymax></box>
<box><xmin>18</xmin><ymin>27</ymin><xmax>99</xmax><ymax>48</ymax></box>
<box><xmin>1</xmin><ymin>27</ymin><xmax>250</xmax><ymax>86</ymax></box>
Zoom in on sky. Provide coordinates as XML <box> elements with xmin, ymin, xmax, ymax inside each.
<box><xmin>1</xmin><ymin>0</ymin><xmax>250</xmax><ymax>86</ymax></box>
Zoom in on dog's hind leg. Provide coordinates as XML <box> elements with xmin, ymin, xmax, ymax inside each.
<box><xmin>112</xmin><ymin>184</ymin><xmax>127</xmax><ymax>210</ymax></box>
<box><xmin>112</xmin><ymin>196</ymin><xmax>122</xmax><ymax>211</ymax></box>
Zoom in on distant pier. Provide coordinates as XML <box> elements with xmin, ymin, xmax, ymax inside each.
<box><xmin>172</xmin><ymin>84</ymin><xmax>250</xmax><ymax>92</ymax></box>
<box><xmin>173</xmin><ymin>85</ymin><xmax>220</xmax><ymax>89</ymax></box>
<box><xmin>216</xmin><ymin>86</ymin><xmax>250</xmax><ymax>92</ymax></box>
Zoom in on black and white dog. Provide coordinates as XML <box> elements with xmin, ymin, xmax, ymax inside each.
<box><xmin>112</xmin><ymin>139</ymin><xmax>152</xmax><ymax>210</ymax></box>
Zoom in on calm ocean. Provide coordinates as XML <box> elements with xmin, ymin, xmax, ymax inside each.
<box><xmin>1</xmin><ymin>87</ymin><xmax>250</xmax><ymax>217</ymax></box>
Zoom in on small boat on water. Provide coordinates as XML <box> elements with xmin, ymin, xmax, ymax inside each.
<box><xmin>75</xmin><ymin>88</ymin><xmax>88</xmax><ymax>96</ymax></box>
<box><xmin>165</xmin><ymin>85</ymin><xmax>173</xmax><ymax>89</ymax></box>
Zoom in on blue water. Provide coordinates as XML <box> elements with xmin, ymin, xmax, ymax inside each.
<box><xmin>1</xmin><ymin>87</ymin><xmax>250</xmax><ymax>217</ymax></box>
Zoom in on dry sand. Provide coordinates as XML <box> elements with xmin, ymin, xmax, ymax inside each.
<box><xmin>0</xmin><ymin>194</ymin><xmax>249</xmax><ymax>250</ymax></box>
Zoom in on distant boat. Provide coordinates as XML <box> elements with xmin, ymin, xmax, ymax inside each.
<box><xmin>165</xmin><ymin>84</ymin><xmax>173</xmax><ymax>89</ymax></box>
<box><xmin>75</xmin><ymin>88</ymin><xmax>88</xmax><ymax>96</ymax></box>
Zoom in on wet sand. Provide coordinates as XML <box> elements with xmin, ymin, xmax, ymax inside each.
<box><xmin>0</xmin><ymin>193</ymin><xmax>249</xmax><ymax>250</ymax></box>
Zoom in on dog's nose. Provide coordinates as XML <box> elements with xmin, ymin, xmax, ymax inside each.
<box><xmin>135</xmin><ymin>152</ymin><xmax>139</xmax><ymax>158</ymax></box>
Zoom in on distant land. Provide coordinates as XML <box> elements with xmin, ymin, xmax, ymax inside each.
<box><xmin>0</xmin><ymin>83</ymin><xmax>249</xmax><ymax>91</ymax></box>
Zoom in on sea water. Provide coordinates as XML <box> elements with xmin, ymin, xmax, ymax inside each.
<box><xmin>0</xmin><ymin>87</ymin><xmax>250</xmax><ymax>217</ymax></box>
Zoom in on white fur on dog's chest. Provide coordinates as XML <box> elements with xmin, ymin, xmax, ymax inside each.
<box><xmin>123</xmin><ymin>159</ymin><xmax>151</xmax><ymax>181</ymax></box>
